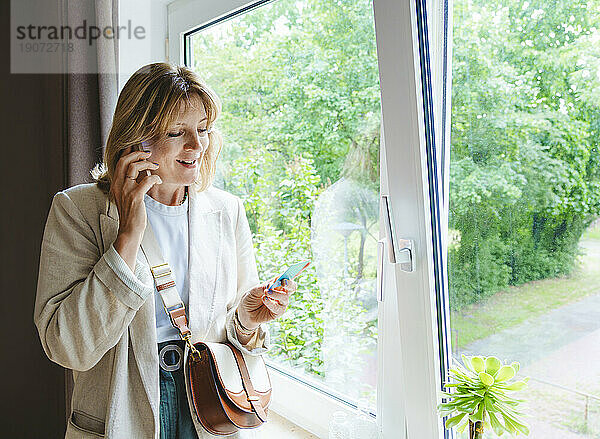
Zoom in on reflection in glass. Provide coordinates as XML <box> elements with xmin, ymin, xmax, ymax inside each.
<box><xmin>312</xmin><ymin>178</ymin><xmax>379</xmax><ymax>401</ymax></box>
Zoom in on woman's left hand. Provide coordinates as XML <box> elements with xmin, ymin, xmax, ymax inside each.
<box><xmin>236</xmin><ymin>278</ymin><xmax>297</xmax><ymax>330</ymax></box>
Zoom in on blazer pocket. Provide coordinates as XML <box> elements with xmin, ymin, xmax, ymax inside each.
<box><xmin>69</xmin><ymin>410</ymin><xmax>106</xmax><ymax>437</ymax></box>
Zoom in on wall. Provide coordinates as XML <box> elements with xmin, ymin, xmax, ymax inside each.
<box><xmin>118</xmin><ymin>0</ymin><xmax>171</xmax><ymax>92</ymax></box>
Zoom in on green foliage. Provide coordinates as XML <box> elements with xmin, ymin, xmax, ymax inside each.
<box><xmin>191</xmin><ymin>0</ymin><xmax>381</xmax><ymax>385</ymax></box>
<box><xmin>449</xmin><ymin>0</ymin><xmax>600</xmax><ymax>308</ymax></box>
<box><xmin>194</xmin><ymin>0</ymin><xmax>381</xmax><ymax>188</ymax></box>
<box><xmin>224</xmin><ymin>148</ymin><xmax>327</xmax><ymax>374</ymax></box>
<box><xmin>189</xmin><ymin>0</ymin><xmax>600</xmax><ymax>392</ymax></box>
<box><xmin>438</xmin><ymin>355</ymin><xmax>530</xmax><ymax>436</ymax></box>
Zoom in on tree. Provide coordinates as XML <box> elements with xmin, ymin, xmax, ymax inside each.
<box><xmin>449</xmin><ymin>0</ymin><xmax>600</xmax><ymax>307</ymax></box>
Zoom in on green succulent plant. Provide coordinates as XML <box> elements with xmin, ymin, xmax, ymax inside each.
<box><xmin>438</xmin><ymin>355</ymin><xmax>530</xmax><ymax>438</ymax></box>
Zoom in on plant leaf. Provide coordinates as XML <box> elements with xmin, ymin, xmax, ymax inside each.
<box><xmin>484</xmin><ymin>396</ymin><xmax>494</xmax><ymax>413</ymax></box>
<box><xmin>512</xmin><ymin>421</ymin><xmax>530</xmax><ymax>435</ymax></box>
<box><xmin>503</xmin><ymin>380</ymin><xmax>528</xmax><ymax>391</ymax></box>
<box><xmin>470</xmin><ymin>401</ymin><xmax>486</xmax><ymax>422</ymax></box>
<box><xmin>511</xmin><ymin>362</ymin><xmax>520</xmax><ymax>374</ymax></box>
<box><xmin>503</xmin><ymin>413</ymin><xmax>529</xmax><ymax>436</ymax></box>
<box><xmin>488</xmin><ymin>411</ymin><xmax>506</xmax><ymax>436</ymax></box>
<box><xmin>485</xmin><ymin>356</ymin><xmax>502</xmax><ymax>376</ymax></box>
<box><xmin>462</xmin><ymin>354</ymin><xmax>473</xmax><ymax>372</ymax></box>
<box><xmin>445</xmin><ymin>412</ymin><xmax>467</xmax><ymax>429</ymax></box>
<box><xmin>502</xmin><ymin>415</ymin><xmax>519</xmax><ymax>435</ymax></box>
<box><xmin>498</xmin><ymin>407</ymin><xmax>529</xmax><ymax>432</ymax></box>
<box><xmin>457</xmin><ymin>420</ymin><xmax>469</xmax><ymax>434</ymax></box>
<box><xmin>471</xmin><ymin>356</ymin><xmax>485</xmax><ymax>373</ymax></box>
<box><xmin>495</xmin><ymin>365</ymin><xmax>516</xmax><ymax>382</ymax></box>
<box><xmin>479</xmin><ymin>371</ymin><xmax>495</xmax><ymax>386</ymax></box>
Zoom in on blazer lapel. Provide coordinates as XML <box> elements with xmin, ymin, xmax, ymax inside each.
<box><xmin>99</xmin><ymin>197</ymin><xmax>159</xmax><ymax>427</ymax></box>
<box><xmin>188</xmin><ymin>188</ymin><xmax>223</xmax><ymax>342</ymax></box>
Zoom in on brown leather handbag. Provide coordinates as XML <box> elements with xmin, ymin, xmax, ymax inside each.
<box><xmin>140</xmin><ymin>223</ymin><xmax>271</xmax><ymax>435</ymax></box>
<box><xmin>186</xmin><ymin>341</ymin><xmax>271</xmax><ymax>435</ymax></box>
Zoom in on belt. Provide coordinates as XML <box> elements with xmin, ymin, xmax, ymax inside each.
<box><xmin>158</xmin><ymin>342</ymin><xmax>184</xmax><ymax>372</ymax></box>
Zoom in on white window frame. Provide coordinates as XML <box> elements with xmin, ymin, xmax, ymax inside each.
<box><xmin>117</xmin><ymin>0</ymin><xmax>452</xmax><ymax>437</ymax></box>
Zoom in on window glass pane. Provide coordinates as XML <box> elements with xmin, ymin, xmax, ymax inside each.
<box><xmin>188</xmin><ymin>0</ymin><xmax>381</xmax><ymax>408</ymax></box>
<box><xmin>449</xmin><ymin>0</ymin><xmax>600</xmax><ymax>436</ymax></box>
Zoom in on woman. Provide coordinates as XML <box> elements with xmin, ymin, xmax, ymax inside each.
<box><xmin>33</xmin><ymin>62</ymin><xmax>296</xmax><ymax>439</ymax></box>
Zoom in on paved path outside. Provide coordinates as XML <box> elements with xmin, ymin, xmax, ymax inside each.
<box><xmin>459</xmin><ymin>292</ymin><xmax>600</xmax><ymax>367</ymax></box>
<box><xmin>460</xmin><ymin>237</ymin><xmax>600</xmax><ymax>366</ymax></box>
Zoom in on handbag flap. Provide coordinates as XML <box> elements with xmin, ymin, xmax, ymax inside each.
<box><xmin>204</xmin><ymin>342</ymin><xmax>271</xmax><ymax>393</ymax></box>
<box><xmin>204</xmin><ymin>342</ymin><xmax>244</xmax><ymax>393</ymax></box>
<box><xmin>203</xmin><ymin>342</ymin><xmax>272</xmax><ymax>413</ymax></box>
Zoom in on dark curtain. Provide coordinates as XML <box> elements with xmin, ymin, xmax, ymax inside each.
<box><xmin>0</xmin><ymin>0</ymin><xmax>119</xmax><ymax>436</ymax></box>
<box><xmin>63</xmin><ymin>0</ymin><xmax>120</xmax><ymax>422</ymax></box>
<box><xmin>66</xmin><ymin>0</ymin><xmax>119</xmax><ymax>186</ymax></box>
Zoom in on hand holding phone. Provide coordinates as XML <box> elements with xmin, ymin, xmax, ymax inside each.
<box><xmin>237</xmin><ymin>262</ymin><xmax>305</xmax><ymax>327</ymax></box>
<box><xmin>111</xmin><ymin>141</ymin><xmax>161</xmax><ymax>270</ymax></box>
<box><xmin>266</xmin><ymin>260</ymin><xmax>311</xmax><ymax>293</ymax></box>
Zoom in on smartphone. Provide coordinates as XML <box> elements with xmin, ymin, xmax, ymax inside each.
<box><xmin>266</xmin><ymin>260</ymin><xmax>311</xmax><ymax>293</ymax></box>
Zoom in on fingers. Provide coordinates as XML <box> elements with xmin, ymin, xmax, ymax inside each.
<box><xmin>132</xmin><ymin>174</ymin><xmax>163</xmax><ymax>196</ymax></box>
<box><xmin>264</xmin><ymin>279</ymin><xmax>295</xmax><ymax>308</ymax></box>
<box><xmin>272</xmin><ymin>279</ymin><xmax>297</xmax><ymax>294</ymax></box>
<box><xmin>265</xmin><ymin>290</ymin><xmax>289</xmax><ymax>307</ymax></box>
<box><xmin>116</xmin><ymin>149</ymin><xmax>152</xmax><ymax>179</ymax></box>
<box><xmin>262</xmin><ymin>295</ymin><xmax>287</xmax><ymax>316</ymax></box>
<box><xmin>264</xmin><ymin>275</ymin><xmax>278</xmax><ymax>291</ymax></box>
<box><xmin>248</xmin><ymin>277</ymin><xmax>297</xmax><ymax>318</ymax></box>
<box><xmin>263</xmin><ymin>278</ymin><xmax>296</xmax><ymax>299</ymax></box>
<box><xmin>240</xmin><ymin>277</ymin><xmax>298</xmax><ymax>323</ymax></box>
<box><xmin>112</xmin><ymin>147</ymin><xmax>161</xmax><ymax>199</ymax></box>
<box><xmin>246</xmin><ymin>283</ymin><xmax>267</xmax><ymax>299</ymax></box>
<box><xmin>284</xmin><ymin>279</ymin><xmax>297</xmax><ymax>291</ymax></box>
<box><xmin>125</xmin><ymin>160</ymin><xmax>159</xmax><ymax>182</ymax></box>
<box><xmin>249</xmin><ymin>276</ymin><xmax>279</xmax><ymax>297</ymax></box>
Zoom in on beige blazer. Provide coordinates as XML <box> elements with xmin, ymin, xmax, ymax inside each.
<box><xmin>34</xmin><ymin>183</ymin><xmax>267</xmax><ymax>438</ymax></box>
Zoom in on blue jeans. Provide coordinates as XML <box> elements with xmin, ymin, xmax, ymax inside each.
<box><xmin>158</xmin><ymin>340</ymin><xmax>199</xmax><ymax>439</ymax></box>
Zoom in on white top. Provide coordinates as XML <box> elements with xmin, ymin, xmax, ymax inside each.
<box><xmin>143</xmin><ymin>191</ymin><xmax>190</xmax><ymax>343</ymax></box>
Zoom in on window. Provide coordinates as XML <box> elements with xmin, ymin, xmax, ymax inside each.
<box><xmin>187</xmin><ymin>0</ymin><xmax>381</xmax><ymax>408</ymax></box>
<box><xmin>446</xmin><ymin>0</ymin><xmax>600</xmax><ymax>436</ymax></box>
<box><xmin>163</xmin><ymin>0</ymin><xmax>600</xmax><ymax>437</ymax></box>
<box><xmin>167</xmin><ymin>0</ymin><xmax>446</xmax><ymax>437</ymax></box>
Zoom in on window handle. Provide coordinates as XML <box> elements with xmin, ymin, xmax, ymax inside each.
<box><xmin>377</xmin><ymin>237</ymin><xmax>415</xmax><ymax>303</ymax></box>
<box><xmin>395</xmin><ymin>238</ymin><xmax>414</xmax><ymax>272</ymax></box>
<box><xmin>381</xmin><ymin>194</ymin><xmax>415</xmax><ymax>273</ymax></box>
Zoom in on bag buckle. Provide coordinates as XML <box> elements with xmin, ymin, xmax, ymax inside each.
<box><xmin>150</xmin><ymin>263</ymin><xmax>172</xmax><ymax>278</ymax></box>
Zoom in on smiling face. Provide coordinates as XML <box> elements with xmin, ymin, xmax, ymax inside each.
<box><xmin>145</xmin><ymin>93</ymin><xmax>210</xmax><ymax>201</ymax></box>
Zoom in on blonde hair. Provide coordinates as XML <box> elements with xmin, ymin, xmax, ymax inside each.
<box><xmin>91</xmin><ymin>62</ymin><xmax>223</xmax><ymax>195</ymax></box>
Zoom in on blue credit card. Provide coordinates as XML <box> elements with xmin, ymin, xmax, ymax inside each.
<box><xmin>267</xmin><ymin>260</ymin><xmax>311</xmax><ymax>292</ymax></box>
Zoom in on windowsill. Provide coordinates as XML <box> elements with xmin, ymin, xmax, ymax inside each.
<box><xmin>262</xmin><ymin>410</ymin><xmax>319</xmax><ymax>439</ymax></box>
